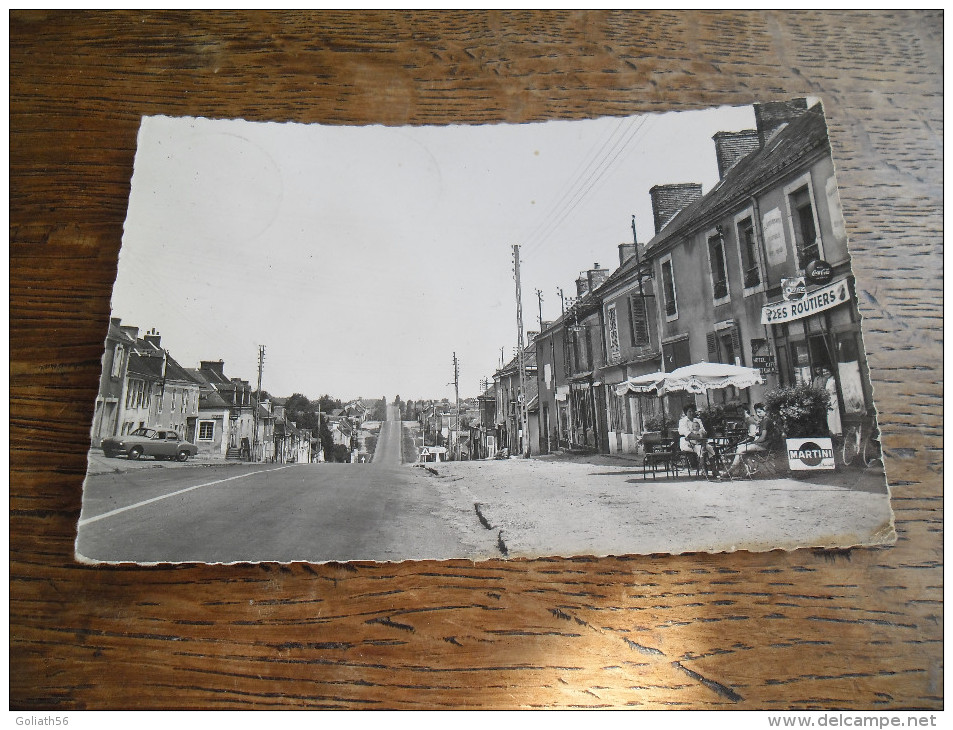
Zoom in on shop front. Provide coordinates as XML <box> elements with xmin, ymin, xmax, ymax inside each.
<box><xmin>761</xmin><ymin>276</ymin><xmax>873</xmax><ymax>434</ymax></box>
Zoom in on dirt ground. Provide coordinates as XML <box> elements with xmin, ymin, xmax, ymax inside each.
<box><xmin>414</xmin><ymin>455</ymin><xmax>895</xmax><ymax>560</ymax></box>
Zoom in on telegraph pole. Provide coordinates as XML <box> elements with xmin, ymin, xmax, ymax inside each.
<box><xmin>513</xmin><ymin>244</ymin><xmax>530</xmax><ymax>458</ymax></box>
<box><xmin>557</xmin><ymin>287</ymin><xmax>566</xmax><ymax>316</ymax></box>
<box><xmin>253</xmin><ymin>345</ymin><xmax>265</xmax><ymax>462</ymax></box>
<box><xmin>535</xmin><ymin>288</ymin><xmax>544</xmax><ymax>328</ymax></box>
<box><xmin>452</xmin><ymin>352</ymin><xmax>460</xmax><ymax>460</ymax></box>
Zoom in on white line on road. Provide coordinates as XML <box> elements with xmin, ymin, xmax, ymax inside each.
<box><xmin>78</xmin><ymin>465</ymin><xmax>296</xmax><ymax>527</ymax></box>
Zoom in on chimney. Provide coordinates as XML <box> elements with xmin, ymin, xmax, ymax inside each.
<box><xmin>119</xmin><ymin>325</ymin><xmax>139</xmax><ymax>341</ymax></box>
<box><xmin>526</xmin><ymin>331</ymin><xmax>539</xmax><ymax>345</ymax></box>
<box><xmin>650</xmin><ymin>183</ymin><xmax>703</xmax><ymax>234</ymax></box>
<box><xmin>587</xmin><ymin>263</ymin><xmax>609</xmax><ymax>292</ymax></box>
<box><xmin>110</xmin><ymin>317</ymin><xmax>121</xmax><ymax>327</ymax></box>
<box><xmin>143</xmin><ymin>327</ymin><xmax>162</xmax><ymax>349</ymax></box>
<box><xmin>754</xmin><ymin>98</ymin><xmax>808</xmax><ymax>147</ymax></box>
<box><xmin>200</xmin><ymin>359</ymin><xmax>226</xmax><ymax>377</ymax></box>
<box><xmin>540</xmin><ymin>320</ymin><xmax>554</xmax><ymax>332</ymax></box>
<box><xmin>619</xmin><ymin>243</ymin><xmax>639</xmax><ymax>266</ymax></box>
<box><xmin>713</xmin><ymin>130</ymin><xmax>760</xmax><ymax>178</ymax></box>
<box><xmin>575</xmin><ymin>273</ymin><xmax>590</xmax><ymax>298</ymax></box>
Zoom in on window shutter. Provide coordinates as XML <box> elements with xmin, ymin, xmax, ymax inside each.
<box><xmin>731</xmin><ymin>327</ymin><xmax>744</xmax><ymax>365</ymax></box>
<box><xmin>630</xmin><ymin>295</ymin><xmax>649</xmax><ymax>346</ymax></box>
<box><xmin>707</xmin><ymin>331</ymin><xmax>719</xmax><ymax>363</ymax></box>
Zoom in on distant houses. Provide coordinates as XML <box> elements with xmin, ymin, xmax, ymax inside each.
<box><xmin>90</xmin><ymin>322</ymin><xmax>358</xmax><ymax>463</ymax></box>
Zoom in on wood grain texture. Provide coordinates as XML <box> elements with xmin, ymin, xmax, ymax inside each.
<box><xmin>10</xmin><ymin>10</ymin><xmax>942</xmax><ymax>710</ymax></box>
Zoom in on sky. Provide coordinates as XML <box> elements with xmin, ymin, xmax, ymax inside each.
<box><xmin>112</xmin><ymin>103</ymin><xmax>757</xmax><ymax>402</ymax></box>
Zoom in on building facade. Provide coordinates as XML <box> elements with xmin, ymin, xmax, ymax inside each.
<box><xmin>643</xmin><ymin>100</ymin><xmax>874</xmax><ymax>433</ymax></box>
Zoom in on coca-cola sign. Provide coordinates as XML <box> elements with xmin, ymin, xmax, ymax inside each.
<box><xmin>806</xmin><ymin>259</ymin><xmax>833</xmax><ymax>285</ymax></box>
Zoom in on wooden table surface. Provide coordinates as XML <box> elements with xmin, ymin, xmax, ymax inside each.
<box><xmin>10</xmin><ymin>10</ymin><xmax>943</xmax><ymax>710</ymax></box>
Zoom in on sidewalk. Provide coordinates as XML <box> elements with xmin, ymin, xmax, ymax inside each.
<box><xmin>525</xmin><ymin>448</ymin><xmax>890</xmax><ymax>494</ymax></box>
<box><xmin>84</xmin><ymin>448</ymin><xmax>258</xmax><ymax>477</ymax></box>
<box><xmin>422</xmin><ymin>456</ymin><xmax>895</xmax><ymax>558</ymax></box>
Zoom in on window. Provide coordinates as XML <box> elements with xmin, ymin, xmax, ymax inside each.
<box><xmin>111</xmin><ymin>344</ymin><xmax>124</xmax><ymax>378</ymax></box>
<box><xmin>790</xmin><ymin>186</ymin><xmax>819</xmax><ymax>267</ymax></box>
<box><xmin>125</xmin><ymin>379</ymin><xmax>147</xmax><ymax>410</ymax></box>
<box><xmin>660</xmin><ymin>254</ymin><xmax>678</xmax><ymax>320</ymax></box>
<box><xmin>707</xmin><ymin>232</ymin><xmax>729</xmax><ymax>302</ymax></box>
<box><xmin>198</xmin><ymin>421</ymin><xmax>215</xmax><ymax>441</ymax></box>
<box><xmin>170</xmin><ymin>389</ymin><xmax>176</xmax><ymax>413</ymax></box>
<box><xmin>628</xmin><ymin>294</ymin><xmax>649</xmax><ymax>346</ymax></box>
<box><xmin>606</xmin><ymin>304</ymin><xmax>621</xmax><ymax>363</ymax></box>
<box><xmin>736</xmin><ymin>217</ymin><xmax>761</xmax><ymax>289</ymax></box>
<box><xmin>706</xmin><ymin>326</ymin><xmax>744</xmax><ymax>366</ymax></box>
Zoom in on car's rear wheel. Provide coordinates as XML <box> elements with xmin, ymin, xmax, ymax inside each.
<box><xmin>177</xmin><ymin>449</ymin><xmax>190</xmax><ymax>462</ymax></box>
<box><xmin>128</xmin><ymin>447</ymin><xmax>143</xmax><ymax>460</ymax></box>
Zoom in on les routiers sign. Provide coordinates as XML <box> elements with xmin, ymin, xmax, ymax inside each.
<box><xmin>761</xmin><ymin>277</ymin><xmax>850</xmax><ymax>325</ymax></box>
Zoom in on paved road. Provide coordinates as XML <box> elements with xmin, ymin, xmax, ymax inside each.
<box><xmin>76</xmin><ymin>406</ymin><xmax>495</xmax><ymax>564</ymax></box>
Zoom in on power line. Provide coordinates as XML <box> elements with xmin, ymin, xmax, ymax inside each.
<box><xmin>524</xmin><ymin>114</ymin><xmax>653</xmax><ymax>256</ymax></box>
<box><xmin>517</xmin><ymin>115</ymin><xmax>631</xmax><ymax>251</ymax></box>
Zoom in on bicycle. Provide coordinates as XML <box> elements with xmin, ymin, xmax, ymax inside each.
<box><xmin>839</xmin><ymin>417</ymin><xmax>882</xmax><ymax>468</ymax></box>
<box><xmin>725</xmin><ymin>442</ymin><xmax>781</xmax><ymax>479</ymax></box>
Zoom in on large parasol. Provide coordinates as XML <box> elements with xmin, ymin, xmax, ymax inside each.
<box><xmin>658</xmin><ymin>362</ymin><xmax>764</xmax><ymax>395</ymax></box>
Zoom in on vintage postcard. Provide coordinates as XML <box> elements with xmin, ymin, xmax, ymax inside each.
<box><xmin>76</xmin><ymin>99</ymin><xmax>894</xmax><ymax>564</ymax></box>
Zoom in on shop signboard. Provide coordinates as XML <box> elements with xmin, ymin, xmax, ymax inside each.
<box><xmin>761</xmin><ymin>278</ymin><xmax>850</xmax><ymax>325</ymax></box>
<box><xmin>750</xmin><ymin>337</ymin><xmax>777</xmax><ymax>375</ymax></box>
<box><xmin>786</xmin><ymin>437</ymin><xmax>836</xmax><ymax>471</ymax></box>
<box><xmin>752</xmin><ymin>355</ymin><xmax>777</xmax><ymax>375</ymax></box>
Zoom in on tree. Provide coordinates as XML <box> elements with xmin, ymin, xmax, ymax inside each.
<box><xmin>369</xmin><ymin>397</ymin><xmax>388</xmax><ymax>421</ymax></box>
<box><xmin>319</xmin><ymin>415</ymin><xmax>334</xmax><ymax>460</ymax></box>
<box><xmin>316</xmin><ymin>394</ymin><xmax>343</xmax><ymax>414</ymax></box>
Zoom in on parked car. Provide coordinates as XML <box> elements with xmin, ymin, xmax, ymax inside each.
<box><xmin>101</xmin><ymin>428</ymin><xmax>198</xmax><ymax>462</ymax></box>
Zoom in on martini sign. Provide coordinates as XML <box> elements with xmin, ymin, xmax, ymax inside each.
<box><xmin>786</xmin><ymin>438</ymin><xmax>836</xmax><ymax>471</ymax></box>
<box><xmin>761</xmin><ymin>278</ymin><xmax>850</xmax><ymax>325</ymax></box>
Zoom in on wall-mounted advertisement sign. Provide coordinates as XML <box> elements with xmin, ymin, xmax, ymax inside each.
<box><xmin>782</xmin><ymin>276</ymin><xmax>806</xmax><ymax>301</ymax></box>
<box><xmin>750</xmin><ymin>338</ymin><xmax>777</xmax><ymax>375</ymax></box>
<box><xmin>805</xmin><ymin>259</ymin><xmax>833</xmax><ymax>285</ymax></box>
<box><xmin>762</xmin><ymin>207</ymin><xmax>787</xmax><ymax>267</ymax></box>
<box><xmin>786</xmin><ymin>437</ymin><xmax>836</xmax><ymax>471</ymax></box>
<box><xmin>761</xmin><ymin>278</ymin><xmax>850</xmax><ymax>325</ymax></box>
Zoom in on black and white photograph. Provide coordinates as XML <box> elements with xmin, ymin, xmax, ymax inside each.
<box><xmin>76</xmin><ymin>98</ymin><xmax>894</xmax><ymax>565</ymax></box>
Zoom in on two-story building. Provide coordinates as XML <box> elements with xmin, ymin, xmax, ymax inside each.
<box><xmin>90</xmin><ymin>317</ymin><xmax>136</xmax><ymax>445</ymax></box>
<box><xmin>493</xmin><ymin>340</ymin><xmax>538</xmax><ymax>455</ymax></box>
<box><xmin>598</xmin><ymin>245</ymin><xmax>664</xmax><ymax>454</ymax></box>
<box><xmin>113</xmin><ymin>327</ymin><xmax>200</xmax><ymax>439</ymax></box>
<box><xmin>186</xmin><ymin>360</ymin><xmax>258</xmax><ymax>459</ymax></box>
<box><xmin>534</xmin><ymin>264</ymin><xmax>610</xmax><ymax>454</ymax></box>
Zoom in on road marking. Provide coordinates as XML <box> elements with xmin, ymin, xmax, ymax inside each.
<box><xmin>78</xmin><ymin>465</ymin><xmax>295</xmax><ymax>526</ymax></box>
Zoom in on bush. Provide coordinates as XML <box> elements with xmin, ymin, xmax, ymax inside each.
<box><xmin>763</xmin><ymin>382</ymin><xmax>832</xmax><ymax>438</ymax></box>
<box><xmin>330</xmin><ymin>444</ymin><xmax>352</xmax><ymax>463</ymax></box>
<box><xmin>697</xmin><ymin>404</ymin><xmax>732</xmax><ymax>435</ymax></box>
<box><xmin>644</xmin><ymin>413</ymin><xmax>674</xmax><ymax>433</ymax></box>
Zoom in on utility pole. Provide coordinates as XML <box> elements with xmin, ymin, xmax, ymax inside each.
<box><xmin>535</xmin><ymin>288</ymin><xmax>544</xmax><ymax>328</ymax></box>
<box><xmin>557</xmin><ymin>287</ymin><xmax>567</xmax><ymax>316</ymax></box>
<box><xmin>513</xmin><ymin>244</ymin><xmax>530</xmax><ymax>458</ymax></box>
<box><xmin>452</xmin><ymin>352</ymin><xmax>460</xmax><ymax>460</ymax></box>
<box><xmin>253</xmin><ymin>345</ymin><xmax>265</xmax><ymax>462</ymax></box>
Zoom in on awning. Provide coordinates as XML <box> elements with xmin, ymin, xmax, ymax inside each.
<box><xmin>614</xmin><ymin>371</ymin><xmax>666</xmax><ymax>396</ymax></box>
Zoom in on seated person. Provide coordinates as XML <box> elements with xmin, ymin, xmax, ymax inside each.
<box><xmin>678</xmin><ymin>404</ymin><xmax>719</xmax><ymax>477</ymax></box>
<box><xmin>729</xmin><ymin>403</ymin><xmax>775</xmax><ymax>472</ymax></box>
